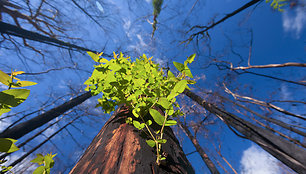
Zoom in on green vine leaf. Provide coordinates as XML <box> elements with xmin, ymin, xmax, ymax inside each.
<box><xmin>156</xmin><ymin>139</ymin><xmax>167</xmax><ymax>144</ymax></box>
<box><xmin>146</xmin><ymin>140</ymin><xmax>156</xmax><ymax>147</ymax></box>
<box><xmin>149</xmin><ymin>108</ymin><xmax>164</xmax><ymax>126</ymax></box>
<box><xmin>165</xmin><ymin>120</ymin><xmax>177</xmax><ymax>126</ymax></box>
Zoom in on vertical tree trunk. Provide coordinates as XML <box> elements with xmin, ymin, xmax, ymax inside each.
<box><xmin>177</xmin><ymin>120</ymin><xmax>220</xmax><ymax>174</ymax></box>
<box><xmin>70</xmin><ymin>105</ymin><xmax>195</xmax><ymax>174</ymax></box>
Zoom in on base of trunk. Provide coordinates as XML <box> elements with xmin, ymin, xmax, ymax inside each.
<box><xmin>70</xmin><ymin>106</ymin><xmax>194</xmax><ymax>174</ymax></box>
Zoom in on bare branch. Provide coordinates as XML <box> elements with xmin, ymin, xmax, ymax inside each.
<box><xmin>233</xmin><ymin>62</ymin><xmax>306</xmax><ymax>70</ymax></box>
<box><xmin>223</xmin><ymin>83</ymin><xmax>306</xmax><ymax>121</ymax></box>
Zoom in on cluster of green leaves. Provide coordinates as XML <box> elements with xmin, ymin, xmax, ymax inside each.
<box><xmin>0</xmin><ymin>70</ymin><xmax>55</xmax><ymax>174</ymax></box>
<box><xmin>0</xmin><ymin>70</ymin><xmax>37</xmax><ymax>173</ymax></box>
<box><xmin>266</xmin><ymin>0</ymin><xmax>288</xmax><ymax>11</ymax></box>
<box><xmin>30</xmin><ymin>153</ymin><xmax>56</xmax><ymax>174</ymax></box>
<box><xmin>85</xmin><ymin>51</ymin><xmax>196</xmax><ymax>164</ymax></box>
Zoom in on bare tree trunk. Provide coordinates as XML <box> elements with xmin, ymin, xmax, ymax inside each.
<box><xmin>70</xmin><ymin>105</ymin><xmax>195</xmax><ymax>174</ymax></box>
<box><xmin>0</xmin><ymin>21</ymin><xmax>111</xmax><ymax>56</ymax></box>
<box><xmin>177</xmin><ymin>120</ymin><xmax>220</xmax><ymax>174</ymax></box>
<box><xmin>0</xmin><ymin>92</ymin><xmax>91</xmax><ymax>139</ymax></box>
<box><xmin>183</xmin><ymin>89</ymin><xmax>306</xmax><ymax>174</ymax></box>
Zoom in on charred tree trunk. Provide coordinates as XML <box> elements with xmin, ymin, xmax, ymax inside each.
<box><xmin>0</xmin><ymin>92</ymin><xmax>91</xmax><ymax>139</ymax></box>
<box><xmin>0</xmin><ymin>21</ymin><xmax>111</xmax><ymax>56</ymax></box>
<box><xmin>183</xmin><ymin>89</ymin><xmax>306</xmax><ymax>174</ymax></box>
<box><xmin>177</xmin><ymin>120</ymin><xmax>220</xmax><ymax>174</ymax></box>
<box><xmin>70</xmin><ymin>105</ymin><xmax>195</xmax><ymax>174</ymax></box>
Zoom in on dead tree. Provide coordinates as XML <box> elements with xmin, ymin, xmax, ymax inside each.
<box><xmin>70</xmin><ymin>105</ymin><xmax>195</xmax><ymax>174</ymax></box>
<box><xmin>183</xmin><ymin>89</ymin><xmax>306</xmax><ymax>174</ymax></box>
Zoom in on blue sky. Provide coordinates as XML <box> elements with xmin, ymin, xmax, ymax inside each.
<box><xmin>0</xmin><ymin>0</ymin><xmax>305</xmax><ymax>173</ymax></box>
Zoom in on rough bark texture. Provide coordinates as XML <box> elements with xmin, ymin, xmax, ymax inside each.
<box><xmin>183</xmin><ymin>89</ymin><xmax>306</xmax><ymax>174</ymax></box>
<box><xmin>0</xmin><ymin>92</ymin><xmax>91</xmax><ymax>139</ymax></box>
<box><xmin>70</xmin><ymin>105</ymin><xmax>195</xmax><ymax>174</ymax></box>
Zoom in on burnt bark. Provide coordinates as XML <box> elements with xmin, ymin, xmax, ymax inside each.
<box><xmin>0</xmin><ymin>92</ymin><xmax>91</xmax><ymax>139</ymax></box>
<box><xmin>70</xmin><ymin>105</ymin><xmax>195</xmax><ymax>174</ymax></box>
<box><xmin>0</xmin><ymin>21</ymin><xmax>111</xmax><ymax>56</ymax></box>
<box><xmin>183</xmin><ymin>89</ymin><xmax>306</xmax><ymax>174</ymax></box>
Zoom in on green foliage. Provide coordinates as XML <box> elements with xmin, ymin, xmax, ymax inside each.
<box><xmin>31</xmin><ymin>153</ymin><xmax>56</xmax><ymax>174</ymax></box>
<box><xmin>0</xmin><ymin>70</ymin><xmax>36</xmax><ymax>116</ymax></box>
<box><xmin>266</xmin><ymin>0</ymin><xmax>288</xmax><ymax>11</ymax></box>
<box><xmin>0</xmin><ymin>69</ymin><xmax>52</xmax><ymax>174</ymax></box>
<box><xmin>0</xmin><ymin>138</ymin><xmax>19</xmax><ymax>153</ymax></box>
<box><xmin>85</xmin><ymin>51</ymin><xmax>196</xmax><ymax>165</ymax></box>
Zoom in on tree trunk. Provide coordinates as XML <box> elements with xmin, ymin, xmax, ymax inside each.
<box><xmin>0</xmin><ymin>21</ymin><xmax>104</xmax><ymax>55</ymax></box>
<box><xmin>177</xmin><ymin>120</ymin><xmax>220</xmax><ymax>174</ymax></box>
<box><xmin>0</xmin><ymin>92</ymin><xmax>91</xmax><ymax>139</ymax></box>
<box><xmin>183</xmin><ymin>89</ymin><xmax>306</xmax><ymax>174</ymax></box>
<box><xmin>70</xmin><ymin>105</ymin><xmax>195</xmax><ymax>174</ymax></box>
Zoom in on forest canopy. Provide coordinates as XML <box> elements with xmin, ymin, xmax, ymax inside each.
<box><xmin>0</xmin><ymin>0</ymin><xmax>305</xmax><ymax>173</ymax></box>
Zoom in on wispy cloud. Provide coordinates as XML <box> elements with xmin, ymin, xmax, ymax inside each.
<box><xmin>282</xmin><ymin>5</ymin><xmax>306</xmax><ymax>38</ymax></box>
<box><xmin>240</xmin><ymin>144</ymin><xmax>280</xmax><ymax>174</ymax></box>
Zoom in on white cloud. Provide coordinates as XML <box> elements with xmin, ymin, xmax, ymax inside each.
<box><xmin>96</xmin><ymin>1</ymin><xmax>104</xmax><ymax>14</ymax></box>
<box><xmin>282</xmin><ymin>5</ymin><xmax>306</xmax><ymax>38</ymax></box>
<box><xmin>240</xmin><ymin>144</ymin><xmax>281</xmax><ymax>174</ymax></box>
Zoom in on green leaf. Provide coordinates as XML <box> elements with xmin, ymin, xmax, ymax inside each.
<box><xmin>0</xmin><ymin>89</ymin><xmax>30</xmax><ymax>108</ymax></box>
<box><xmin>0</xmin><ymin>107</ymin><xmax>11</xmax><ymax>116</ymax></box>
<box><xmin>146</xmin><ymin>140</ymin><xmax>156</xmax><ymax>147</ymax></box>
<box><xmin>182</xmin><ymin>66</ymin><xmax>193</xmax><ymax>78</ymax></box>
<box><xmin>33</xmin><ymin>166</ymin><xmax>45</xmax><ymax>174</ymax></box>
<box><xmin>167</xmin><ymin>70</ymin><xmax>175</xmax><ymax>79</ymax></box>
<box><xmin>149</xmin><ymin>108</ymin><xmax>164</xmax><ymax>125</ymax></box>
<box><xmin>125</xmin><ymin>117</ymin><xmax>133</xmax><ymax>124</ymax></box>
<box><xmin>87</xmin><ymin>51</ymin><xmax>108</xmax><ymax>63</ymax></box>
<box><xmin>157</xmin><ymin>97</ymin><xmax>170</xmax><ymax>109</ymax></box>
<box><xmin>160</xmin><ymin>157</ymin><xmax>166</xmax><ymax>160</ymax></box>
<box><xmin>146</xmin><ymin>120</ymin><xmax>152</xmax><ymax>126</ymax></box>
<box><xmin>165</xmin><ymin>120</ymin><xmax>177</xmax><ymax>126</ymax></box>
<box><xmin>0</xmin><ymin>138</ymin><xmax>19</xmax><ymax>153</ymax></box>
<box><xmin>167</xmin><ymin>80</ymin><xmax>187</xmax><ymax>100</ymax></box>
<box><xmin>187</xmin><ymin>80</ymin><xmax>196</xmax><ymax>84</ymax></box>
<box><xmin>31</xmin><ymin>154</ymin><xmax>45</xmax><ymax>165</ymax></box>
<box><xmin>0</xmin><ymin>70</ymin><xmax>11</xmax><ymax>86</ymax></box>
<box><xmin>173</xmin><ymin>80</ymin><xmax>187</xmax><ymax>93</ymax></box>
<box><xmin>132</xmin><ymin>120</ymin><xmax>141</xmax><ymax>130</ymax></box>
<box><xmin>185</xmin><ymin>54</ymin><xmax>196</xmax><ymax>65</ymax></box>
<box><xmin>134</xmin><ymin>78</ymin><xmax>146</xmax><ymax>87</ymax></box>
<box><xmin>132</xmin><ymin>108</ymin><xmax>140</xmax><ymax>118</ymax></box>
<box><xmin>11</xmin><ymin>81</ymin><xmax>37</xmax><ymax>88</ymax></box>
<box><xmin>44</xmin><ymin>155</ymin><xmax>54</xmax><ymax>169</ymax></box>
<box><xmin>173</xmin><ymin>62</ymin><xmax>184</xmax><ymax>72</ymax></box>
<box><xmin>166</xmin><ymin>105</ymin><xmax>174</xmax><ymax>116</ymax></box>
<box><xmin>87</xmin><ymin>51</ymin><xmax>100</xmax><ymax>62</ymax></box>
<box><xmin>156</xmin><ymin>139</ymin><xmax>167</xmax><ymax>144</ymax></box>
